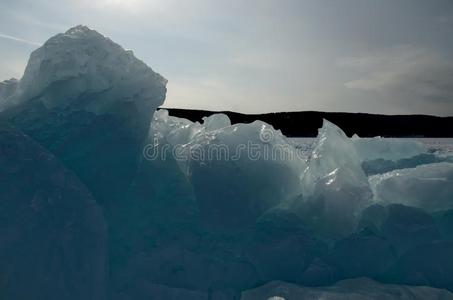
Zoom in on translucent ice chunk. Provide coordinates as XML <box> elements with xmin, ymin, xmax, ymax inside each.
<box><xmin>370</xmin><ymin>162</ymin><xmax>453</xmax><ymax>212</ymax></box>
<box><xmin>202</xmin><ymin>113</ymin><xmax>231</xmax><ymax>131</ymax></box>
<box><xmin>303</xmin><ymin>120</ymin><xmax>370</xmax><ymax>196</ymax></box>
<box><xmin>148</xmin><ymin>110</ymin><xmax>306</xmax><ymax>230</ymax></box>
<box><xmin>151</xmin><ymin>109</ymin><xmax>204</xmax><ymax>147</ymax></box>
<box><xmin>9</xmin><ymin>25</ymin><xmax>167</xmax><ymax>114</ymax></box>
<box><xmin>186</xmin><ymin>121</ymin><xmax>307</xmax><ymax>229</ymax></box>
<box><xmin>297</xmin><ymin>120</ymin><xmax>372</xmax><ymax>238</ymax></box>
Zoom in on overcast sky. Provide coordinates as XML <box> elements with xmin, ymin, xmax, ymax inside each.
<box><xmin>1</xmin><ymin>0</ymin><xmax>453</xmax><ymax>116</ymax></box>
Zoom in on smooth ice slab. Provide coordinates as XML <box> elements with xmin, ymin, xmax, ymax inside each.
<box><xmin>370</xmin><ymin>162</ymin><xmax>453</xmax><ymax>212</ymax></box>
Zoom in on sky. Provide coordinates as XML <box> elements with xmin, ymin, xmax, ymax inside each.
<box><xmin>0</xmin><ymin>0</ymin><xmax>453</xmax><ymax>116</ymax></box>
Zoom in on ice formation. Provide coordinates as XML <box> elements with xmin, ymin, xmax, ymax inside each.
<box><xmin>370</xmin><ymin>162</ymin><xmax>453</xmax><ymax>212</ymax></box>
<box><xmin>5</xmin><ymin>25</ymin><xmax>167</xmax><ymax>114</ymax></box>
<box><xmin>359</xmin><ymin>204</ymin><xmax>441</xmax><ymax>254</ymax></box>
<box><xmin>0</xmin><ymin>25</ymin><xmax>167</xmax><ymax>201</ymax></box>
<box><xmin>151</xmin><ymin>109</ymin><xmax>204</xmax><ymax>146</ymax></box>
<box><xmin>202</xmin><ymin>112</ymin><xmax>231</xmax><ymax>130</ymax></box>
<box><xmin>149</xmin><ymin>109</ymin><xmax>306</xmax><ymax>229</ymax></box>
<box><xmin>297</xmin><ymin>120</ymin><xmax>373</xmax><ymax>237</ymax></box>
<box><xmin>0</xmin><ymin>128</ymin><xmax>107</xmax><ymax>300</ymax></box>
<box><xmin>1</xmin><ymin>25</ymin><xmax>453</xmax><ymax>300</ymax></box>
<box><xmin>352</xmin><ymin>135</ymin><xmax>427</xmax><ymax>162</ymax></box>
<box><xmin>0</xmin><ymin>26</ymin><xmax>167</xmax><ymax>300</ymax></box>
<box><xmin>302</xmin><ymin>120</ymin><xmax>371</xmax><ymax>198</ymax></box>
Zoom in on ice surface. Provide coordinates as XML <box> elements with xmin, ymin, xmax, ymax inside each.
<box><xmin>384</xmin><ymin>241</ymin><xmax>453</xmax><ymax>291</ymax></box>
<box><xmin>241</xmin><ymin>278</ymin><xmax>453</xmax><ymax>300</ymax></box>
<box><xmin>352</xmin><ymin>135</ymin><xmax>427</xmax><ymax>162</ymax></box>
<box><xmin>246</xmin><ymin>208</ymin><xmax>327</xmax><ymax>282</ymax></box>
<box><xmin>361</xmin><ymin>153</ymin><xmax>452</xmax><ymax>175</ymax></box>
<box><xmin>370</xmin><ymin>162</ymin><xmax>453</xmax><ymax>212</ymax></box>
<box><xmin>0</xmin><ymin>128</ymin><xmax>107</xmax><ymax>300</ymax></box>
<box><xmin>329</xmin><ymin>228</ymin><xmax>397</xmax><ymax>278</ymax></box>
<box><xmin>436</xmin><ymin>209</ymin><xmax>453</xmax><ymax>240</ymax></box>
<box><xmin>359</xmin><ymin>204</ymin><xmax>441</xmax><ymax>254</ymax></box>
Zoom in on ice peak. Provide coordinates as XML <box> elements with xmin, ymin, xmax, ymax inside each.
<box><xmin>61</xmin><ymin>25</ymin><xmax>106</xmax><ymax>41</ymax></box>
<box><xmin>65</xmin><ymin>25</ymin><xmax>94</xmax><ymax>35</ymax></box>
<box><xmin>11</xmin><ymin>26</ymin><xmax>167</xmax><ymax>114</ymax></box>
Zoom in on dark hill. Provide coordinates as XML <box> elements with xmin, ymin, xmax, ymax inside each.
<box><xmin>165</xmin><ymin>108</ymin><xmax>453</xmax><ymax>137</ymax></box>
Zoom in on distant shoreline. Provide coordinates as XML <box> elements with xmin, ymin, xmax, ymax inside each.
<box><xmin>164</xmin><ymin>108</ymin><xmax>453</xmax><ymax>138</ymax></box>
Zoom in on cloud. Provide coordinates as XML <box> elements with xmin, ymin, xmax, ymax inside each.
<box><xmin>0</xmin><ymin>32</ymin><xmax>41</xmax><ymax>46</ymax></box>
<box><xmin>339</xmin><ymin>45</ymin><xmax>453</xmax><ymax>114</ymax></box>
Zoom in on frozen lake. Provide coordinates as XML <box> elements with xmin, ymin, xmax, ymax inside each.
<box><xmin>292</xmin><ymin>137</ymin><xmax>453</xmax><ymax>156</ymax></box>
